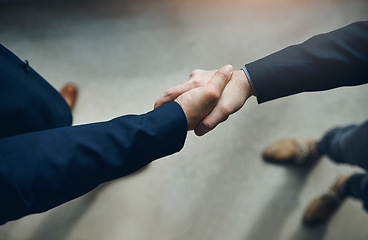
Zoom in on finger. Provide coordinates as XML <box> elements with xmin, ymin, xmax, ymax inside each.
<box><xmin>154</xmin><ymin>83</ymin><xmax>189</xmax><ymax>109</ymax></box>
<box><xmin>154</xmin><ymin>80</ymin><xmax>205</xmax><ymax>109</ymax></box>
<box><xmin>194</xmin><ymin>105</ymin><xmax>229</xmax><ymax>136</ymax></box>
<box><xmin>204</xmin><ymin>65</ymin><xmax>233</xmax><ymax>97</ymax></box>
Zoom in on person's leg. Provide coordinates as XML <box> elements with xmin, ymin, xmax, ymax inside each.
<box><xmin>262</xmin><ymin>121</ymin><xmax>368</xmax><ymax>168</ymax></box>
<box><xmin>262</xmin><ymin>121</ymin><xmax>368</xmax><ymax>225</ymax></box>
<box><xmin>303</xmin><ymin>173</ymin><xmax>368</xmax><ymax>225</ymax></box>
<box><xmin>0</xmin><ymin>44</ymin><xmax>74</xmax><ymax>138</ymax></box>
<box><xmin>317</xmin><ymin>121</ymin><xmax>368</xmax><ymax>170</ymax></box>
<box><xmin>303</xmin><ymin>121</ymin><xmax>368</xmax><ymax>225</ymax></box>
<box><xmin>343</xmin><ymin>173</ymin><xmax>368</xmax><ymax>211</ymax></box>
<box><xmin>303</xmin><ymin>174</ymin><xmax>349</xmax><ymax>225</ymax></box>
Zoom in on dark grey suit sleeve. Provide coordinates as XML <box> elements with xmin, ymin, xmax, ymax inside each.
<box><xmin>245</xmin><ymin>21</ymin><xmax>368</xmax><ymax>103</ymax></box>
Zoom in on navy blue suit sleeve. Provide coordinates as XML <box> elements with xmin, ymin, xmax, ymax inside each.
<box><xmin>0</xmin><ymin>101</ymin><xmax>187</xmax><ymax>224</ymax></box>
<box><xmin>245</xmin><ymin>21</ymin><xmax>368</xmax><ymax>103</ymax></box>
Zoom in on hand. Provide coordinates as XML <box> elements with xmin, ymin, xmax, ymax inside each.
<box><xmin>167</xmin><ymin>65</ymin><xmax>233</xmax><ymax>131</ymax></box>
<box><xmin>155</xmin><ymin>68</ymin><xmax>253</xmax><ymax>135</ymax></box>
<box><xmin>194</xmin><ymin>70</ymin><xmax>253</xmax><ymax>135</ymax></box>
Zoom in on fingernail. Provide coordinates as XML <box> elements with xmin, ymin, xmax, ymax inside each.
<box><xmin>223</xmin><ymin>65</ymin><xmax>233</xmax><ymax>73</ymax></box>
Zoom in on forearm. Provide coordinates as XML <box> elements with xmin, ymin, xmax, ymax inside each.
<box><xmin>246</xmin><ymin>21</ymin><xmax>368</xmax><ymax>103</ymax></box>
<box><xmin>0</xmin><ymin>101</ymin><xmax>187</xmax><ymax>224</ymax></box>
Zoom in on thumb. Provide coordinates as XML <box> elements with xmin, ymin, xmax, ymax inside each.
<box><xmin>205</xmin><ymin>65</ymin><xmax>233</xmax><ymax>96</ymax></box>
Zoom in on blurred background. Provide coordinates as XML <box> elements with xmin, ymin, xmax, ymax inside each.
<box><xmin>0</xmin><ymin>0</ymin><xmax>367</xmax><ymax>239</ymax></box>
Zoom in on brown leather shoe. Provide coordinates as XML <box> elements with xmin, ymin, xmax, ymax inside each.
<box><xmin>262</xmin><ymin>138</ymin><xmax>320</xmax><ymax>164</ymax></box>
<box><xmin>59</xmin><ymin>83</ymin><xmax>78</xmax><ymax>110</ymax></box>
<box><xmin>303</xmin><ymin>175</ymin><xmax>350</xmax><ymax>226</ymax></box>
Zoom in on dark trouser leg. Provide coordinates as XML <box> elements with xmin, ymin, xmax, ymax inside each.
<box><xmin>343</xmin><ymin>173</ymin><xmax>368</xmax><ymax>211</ymax></box>
<box><xmin>317</xmin><ymin>121</ymin><xmax>368</xmax><ymax>170</ymax></box>
<box><xmin>317</xmin><ymin>121</ymin><xmax>368</xmax><ymax>210</ymax></box>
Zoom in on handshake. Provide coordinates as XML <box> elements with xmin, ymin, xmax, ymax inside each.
<box><xmin>154</xmin><ymin>65</ymin><xmax>254</xmax><ymax>136</ymax></box>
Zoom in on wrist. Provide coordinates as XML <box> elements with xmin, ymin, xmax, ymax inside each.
<box><xmin>233</xmin><ymin>70</ymin><xmax>253</xmax><ymax>99</ymax></box>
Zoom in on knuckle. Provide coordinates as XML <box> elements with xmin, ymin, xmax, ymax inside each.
<box><xmin>191</xmin><ymin>79</ymin><xmax>202</xmax><ymax>88</ymax></box>
<box><xmin>219</xmin><ymin>102</ymin><xmax>233</xmax><ymax>115</ymax></box>
<box><xmin>164</xmin><ymin>88</ymin><xmax>178</xmax><ymax>98</ymax></box>
<box><xmin>206</xmin><ymin>85</ymin><xmax>221</xmax><ymax>100</ymax></box>
<box><xmin>202</xmin><ymin>118</ymin><xmax>217</xmax><ymax>130</ymax></box>
<box><xmin>215</xmin><ymin>68</ymin><xmax>230</xmax><ymax>81</ymax></box>
<box><xmin>189</xmin><ymin>69</ymin><xmax>200</xmax><ymax>78</ymax></box>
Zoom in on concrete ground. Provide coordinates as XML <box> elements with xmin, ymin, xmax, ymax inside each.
<box><xmin>0</xmin><ymin>0</ymin><xmax>368</xmax><ymax>239</ymax></box>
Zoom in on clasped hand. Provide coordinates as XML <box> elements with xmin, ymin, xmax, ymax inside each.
<box><xmin>155</xmin><ymin>65</ymin><xmax>253</xmax><ymax>136</ymax></box>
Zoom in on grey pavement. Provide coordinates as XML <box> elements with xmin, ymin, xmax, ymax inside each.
<box><xmin>0</xmin><ymin>0</ymin><xmax>367</xmax><ymax>239</ymax></box>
